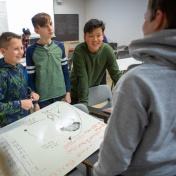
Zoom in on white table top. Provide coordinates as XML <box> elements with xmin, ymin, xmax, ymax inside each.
<box><xmin>0</xmin><ymin>102</ymin><xmax>106</xmax><ymax>176</ymax></box>
<box><xmin>0</xmin><ymin>52</ymin><xmax>3</xmax><ymax>58</ymax></box>
<box><xmin>20</xmin><ymin>57</ymin><xmax>26</xmax><ymax>67</ymax></box>
<box><xmin>117</xmin><ymin>57</ymin><xmax>142</xmax><ymax>71</ymax></box>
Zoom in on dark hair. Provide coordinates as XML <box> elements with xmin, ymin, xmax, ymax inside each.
<box><xmin>84</xmin><ymin>19</ymin><xmax>105</xmax><ymax>34</ymax></box>
<box><xmin>22</xmin><ymin>28</ymin><xmax>31</xmax><ymax>35</ymax></box>
<box><xmin>31</xmin><ymin>12</ymin><xmax>52</xmax><ymax>29</ymax></box>
<box><xmin>0</xmin><ymin>32</ymin><xmax>21</xmax><ymax>49</ymax></box>
<box><xmin>148</xmin><ymin>0</ymin><xmax>176</xmax><ymax>29</ymax></box>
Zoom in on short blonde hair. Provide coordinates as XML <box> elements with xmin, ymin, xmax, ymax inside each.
<box><xmin>0</xmin><ymin>32</ymin><xmax>21</xmax><ymax>49</ymax></box>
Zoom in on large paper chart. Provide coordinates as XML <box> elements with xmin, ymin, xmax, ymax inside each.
<box><xmin>0</xmin><ymin>102</ymin><xmax>106</xmax><ymax>176</ymax></box>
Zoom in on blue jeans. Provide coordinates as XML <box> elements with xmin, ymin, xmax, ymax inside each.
<box><xmin>39</xmin><ymin>96</ymin><xmax>65</xmax><ymax>109</ymax></box>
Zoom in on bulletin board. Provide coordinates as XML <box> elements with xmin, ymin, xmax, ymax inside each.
<box><xmin>54</xmin><ymin>14</ymin><xmax>79</xmax><ymax>41</ymax></box>
<box><xmin>0</xmin><ymin>102</ymin><xmax>106</xmax><ymax>176</ymax></box>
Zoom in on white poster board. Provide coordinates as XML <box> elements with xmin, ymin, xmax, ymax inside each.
<box><xmin>0</xmin><ymin>102</ymin><xmax>106</xmax><ymax>176</ymax></box>
<box><xmin>117</xmin><ymin>57</ymin><xmax>142</xmax><ymax>71</ymax></box>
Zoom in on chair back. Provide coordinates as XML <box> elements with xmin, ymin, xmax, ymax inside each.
<box><xmin>108</xmin><ymin>42</ymin><xmax>118</xmax><ymax>50</ymax></box>
<box><xmin>88</xmin><ymin>85</ymin><xmax>112</xmax><ymax>109</ymax></box>
<box><xmin>116</xmin><ymin>50</ymin><xmax>130</xmax><ymax>59</ymax></box>
<box><xmin>73</xmin><ymin>104</ymin><xmax>89</xmax><ymax>114</ymax></box>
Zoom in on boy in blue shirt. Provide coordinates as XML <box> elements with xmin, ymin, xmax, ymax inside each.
<box><xmin>0</xmin><ymin>32</ymin><xmax>39</xmax><ymax>127</ymax></box>
<box><xmin>26</xmin><ymin>12</ymin><xmax>71</xmax><ymax>109</ymax></box>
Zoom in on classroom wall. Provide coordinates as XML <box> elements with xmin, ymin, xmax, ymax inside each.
<box><xmin>0</xmin><ymin>0</ymin><xmax>54</xmax><ymax>38</ymax></box>
<box><xmin>53</xmin><ymin>0</ymin><xmax>148</xmax><ymax>46</ymax></box>
<box><xmin>86</xmin><ymin>0</ymin><xmax>148</xmax><ymax>46</ymax></box>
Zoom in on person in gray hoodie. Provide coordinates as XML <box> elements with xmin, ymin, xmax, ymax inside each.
<box><xmin>93</xmin><ymin>0</ymin><xmax>176</xmax><ymax>175</ymax></box>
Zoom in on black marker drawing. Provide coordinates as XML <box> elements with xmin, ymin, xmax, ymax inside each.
<box><xmin>22</xmin><ymin>102</ymin><xmax>83</xmax><ymax>142</ymax></box>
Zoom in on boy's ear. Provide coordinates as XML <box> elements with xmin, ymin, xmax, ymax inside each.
<box><xmin>83</xmin><ymin>34</ymin><xmax>86</xmax><ymax>41</ymax></box>
<box><xmin>34</xmin><ymin>28</ymin><xmax>39</xmax><ymax>34</ymax></box>
<box><xmin>0</xmin><ymin>48</ymin><xmax>5</xmax><ymax>55</ymax></box>
<box><xmin>154</xmin><ymin>10</ymin><xmax>166</xmax><ymax>30</ymax></box>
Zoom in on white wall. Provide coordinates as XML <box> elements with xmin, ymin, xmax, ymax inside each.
<box><xmin>54</xmin><ymin>0</ymin><xmax>148</xmax><ymax>46</ymax></box>
<box><xmin>86</xmin><ymin>0</ymin><xmax>148</xmax><ymax>46</ymax></box>
<box><xmin>0</xmin><ymin>0</ymin><xmax>54</xmax><ymax>38</ymax></box>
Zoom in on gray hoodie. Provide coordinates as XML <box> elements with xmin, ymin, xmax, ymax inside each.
<box><xmin>93</xmin><ymin>29</ymin><xmax>176</xmax><ymax>176</ymax></box>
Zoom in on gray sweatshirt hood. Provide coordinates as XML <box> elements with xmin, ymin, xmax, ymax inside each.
<box><xmin>93</xmin><ymin>29</ymin><xmax>176</xmax><ymax>176</ymax></box>
<box><xmin>129</xmin><ymin>29</ymin><xmax>176</xmax><ymax>66</ymax></box>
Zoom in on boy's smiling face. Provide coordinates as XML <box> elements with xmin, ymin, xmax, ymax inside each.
<box><xmin>1</xmin><ymin>38</ymin><xmax>23</xmax><ymax>66</ymax></box>
<box><xmin>84</xmin><ymin>27</ymin><xmax>104</xmax><ymax>53</ymax></box>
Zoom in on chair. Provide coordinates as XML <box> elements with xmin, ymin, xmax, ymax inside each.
<box><xmin>116</xmin><ymin>50</ymin><xmax>130</xmax><ymax>59</ymax></box>
<box><xmin>88</xmin><ymin>85</ymin><xmax>112</xmax><ymax>110</ymax></box>
<box><xmin>88</xmin><ymin>85</ymin><xmax>112</xmax><ymax>123</ymax></box>
<box><xmin>73</xmin><ymin>103</ymin><xmax>89</xmax><ymax>114</ymax></box>
<box><xmin>108</xmin><ymin>42</ymin><xmax>118</xmax><ymax>50</ymax></box>
<box><xmin>116</xmin><ymin>45</ymin><xmax>128</xmax><ymax>51</ymax></box>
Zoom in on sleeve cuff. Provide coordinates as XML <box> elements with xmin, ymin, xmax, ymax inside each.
<box><xmin>32</xmin><ymin>100</ymin><xmax>38</xmax><ymax>104</ymax></box>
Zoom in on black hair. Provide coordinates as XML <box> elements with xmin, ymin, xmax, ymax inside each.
<box><xmin>83</xmin><ymin>19</ymin><xmax>105</xmax><ymax>34</ymax></box>
<box><xmin>22</xmin><ymin>28</ymin><xmax>31</xmax><ymax>35</ymax></box>
<box><xmin>148</xmin><ymin>0</ymin><xmax>176</xmax><ymax>29</ymax></box>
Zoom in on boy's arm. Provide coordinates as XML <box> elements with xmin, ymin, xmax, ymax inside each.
<box><xmin>64</xmin><ymin>92</ymin><xmax>71</xmax><ymax>103</ymax></box>
<box><xmin>0</xmin><ymin>101</ymin><xmax>21</xmax><ymax>116</ymax></box>
<box><xmin>62</xmin><ymin>58</ymin><xmax>71</xmax><ymax>103</ymax></box>
<box><xmin>60</xmin><ymin>42</ymin><xmax>71</xmax><ymax>101</ymax></box>
<box><xmin>0</xmin><ymin>77</ymin><xmax>21</xmax><ymax>115</ymax></box>
<box><xmin>61</xmin><ymin>57</ymin><xmax>70</xmax><ymax>93</ymax></box>
<box><xmin>24</xmin><ymin>66</ymin><xmax>39</xmax><ymax>106</ymax></box>
<box><xmin>29</xmin><ymin>92</ymin><xmax>40</xmax><ymax>101</ymax></box>
<box><xmin>72</xmin><ymin>50</ymin><xmax>89</xmax><ymax>105</ymax></box>
<box><xmin>106</xmin><ymin>46</ymin><xmax>123</xmax><ymax>85</ymax></box>
<box><xmin>26</xmin><ymin>47</ymin><xmax>36</xmax><ymax>92</ymax></box>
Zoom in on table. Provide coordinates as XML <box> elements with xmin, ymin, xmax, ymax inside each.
<box><xmin>0</xmin><ymin>102</ymin><xmax>106</xmax><ymax>176</ymax></box>
<box><xmin>117</xmin><ymin>57</ymin><xmax>142</xmax><ymax>71</ymax></box>
<box><xmin>0</xmin><ymin>52</ymin><xmax>3</xmax><ymax>58</ymax></box>
<box><xmin>88</xmin><ymin>106</ymin><xmax>110</xmax><ymax>124</ymax></box>
<box><xmin>20</xmin><ymin>57</ymin><xmax>26</xmax><ymax>67</ymax></box>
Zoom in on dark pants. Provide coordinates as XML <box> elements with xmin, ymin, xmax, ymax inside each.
<box><xmin>71</xmin><ymin>97</ymin><xmax>78</xmax><ymax>105</ymax></box>
<box><xmin>100</xmin><ymin>71</ymin><xmax>107</xmax><ymax>85</ymax></box>
<box><xmin>39</xmin><ymin>95</ymin><xmax>65</xmax><ymax>109</ymax></box>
